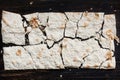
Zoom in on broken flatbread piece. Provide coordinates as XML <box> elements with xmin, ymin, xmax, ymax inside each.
<box><xmin>61</xmin><ymin>38</ymin><xmax>115</xmax><ymax>69</ymax></box>
<box><xmin>77</xmin><ymin>12</ymin><xmax>104</xmax><ymax>39</ymax></box>
<box><xmin>24</xmin><ymin>44</ymin><xmax>64</xmax><ymax>69</ymax></box>
<box><xmin>96</xmin><ymin>15</ymin><xmax>117</xmax><ymax>51</ymax></box>
<box><xmin>2</xmin><ymin>11</ymin><xmax>25</xmax><ymax>45</ymax></box>
<box><xmin>3</xmin><ymin>46</ymin><xmax>35</xmax><ymax>70</ymax></box>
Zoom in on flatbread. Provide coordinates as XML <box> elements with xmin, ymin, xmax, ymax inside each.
<box><xmin>2</xmin><ymin>11</ymin><xmax>117</xmax><ymax>70</ymax></box>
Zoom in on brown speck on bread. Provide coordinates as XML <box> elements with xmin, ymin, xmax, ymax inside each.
<box><xmin>94</xmin><ymin>64</ymin><xmax>98</xmax><ymax>67</ymax></box>
<box><xmin>16</xmin><ymin>49</ymin><xmax>21</xmax><ymax>56</ymax></box>
<box><xmin>59</xmin><ymin>24</ymin><xmax>65</xmax><ymax>29</ymax></box>
<box><xmin>95</xmin><ymin>13</ymin><xmax>99</xmax><ymax>19</ymax></box>
<box><xmin>87</xmin><ymin>17</ymin><xmax>91</xmax><ymax>21</ymax></box>
<box><xmin>58</xmin><ymin>48</ymin><xmax>62</xmax><ymax>54</ymax></box>
<box><xmin>35</xmin><ymin>39</ymin><xmax>39</xmax><ymax>42</ymax></box>
<box><xmin>57</xmin><ymin>64</ymin><xmax>64</xmax><ymax>68</ymax></box>
<box><xmin>27</xmin><ymin>61</ymin><xmax>32</xmax><ymax>65</ymax></box>
<box><xmin>114</xmin><ymin>35</ymin><xmax>120</xmax><ymax>43</ymax></box>
<box><xmin>83</xmin><ymin>22</ymin><xmax>88</xmax><ymax>27</ymax></box>
<box><xmin>63</xmin><ymin>44</ymin><xmax>67</xmax><ymax>48</ymax></box>
<box><xmin>64</xmin><ymin>38</ymin><xmax>68</xmax><ymax>42</ymax></box>
<box><xmin>106</xmin><ymin>51</ymin><xmax>112</xmax><ymax>60</ymax></box>
<box><xmin>106</xmin><ymin>29</ymin><xmax>114</xmax><ymax>40</ymax></box>
<box><xmin>106</xmin><ymin>15</ymin><xmax>112</xmax><ymax>20</ymax></box>
<box><xmin>86</xmin><ymin>48</ymin><xmax>90</xmax><ymax>52</ymax></box>
<box><xmin>37</xmin><ymin>52</ymin><xmax>42</xmax><ymax>59</ymax></box>
<box><xmin>83</xmin><ymin>12</ymin><xmax>88</xmax><ymax>16</ymax></box>
<box><xmin>73</xmin><ymin>57</ymin><xmax>78</xmax><ymax>62</ymax></box>
<box><xmin>2</xmin><ymin>29</ymin><xmax>5</xmax><ymax>32</ymax></box>
<box><xmin>11</xmin><ymin>61</ymin><xmax>16</xmax><ymax>65</ymax></box>
<box><xmin>2</xmin><ymin>18</ymin><xmax>10</xmax><ymax>27</ymax></box>
<box><xmin>85</xmin><ymin>65</ymin><xmax>90</xmax><ymax>68</ymax></box>
<box><xmin>29</xmin><ymin>17</ymin><xmax>39</xmax><ymax>28</ymax></box>
<box><xmin>107</xmin><ymin>63</ymin><xmax>111</xmax><ymax>68</ymax></box>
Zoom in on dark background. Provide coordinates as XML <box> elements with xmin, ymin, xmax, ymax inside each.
<box><xmin>0</xmin><ymin>0</ymin><xmax>120</xmax><ymax>80</ymax></box>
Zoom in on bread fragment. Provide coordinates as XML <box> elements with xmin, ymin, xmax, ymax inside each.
<box><xmin>77</xmin><ymin>12</ymin><xmax>104</xmax><ymax>39</ymax></box>
<box><xmin>28</xmin><ymin>28</ymin><xmax>45</xmax><ymax>45</ymax></box>
<box><xmin>65</xmin><ymin>12</ymin><xmax>82</xmax><ymax>22</ymax></box>
<box><xmin>62</xmin><ymin>38</ymin><xmax>115</xmax><ymax>69</ymax></box>
<box><xmin>65</xmin><ymin>21</ymin><xmax>77</xmax><ymax>38</ymax></box>
<box><xmin>61</xmin><ymin>38</ymin><xmax>99</xmax><ymax>68</ymax></box>
<box><xmin>45</xmin><ymin>12</ymin><xmax>66</xmax><ymax>41</ymax></box>
<box><xmin>23</xmin><ymin>13</ymin><xmax>46</xmax><ymax>44</ymax></box>
<box><xmin>3</xmin><ymin>46</ymin><xmax>35</xmax><ymax>70</ymax></box>
<box><xmin>24</xmin><ymin>44</ymin><xmax>64</xmax><ymax>69</ymax></box>
<box><xmin>2</xmin><ymin>32</ymin><xmax>25</xmax><ymax>45</ymax></box>
<box><xmin>96</xmin><ymin>15</ymin><xmax>117</xmax><ymax>51</ymax></box>
<box><xmin>81</xmin><ymin>49</ymin><xmax>114</xmax><ymax>69</ymax></box>
<box><xmin>2</xmin><ymin>11</ymin><xmax>25</xmax><ymax>33</ymax></box>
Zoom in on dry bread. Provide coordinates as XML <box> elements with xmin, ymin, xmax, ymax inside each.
<box><xmin>2</xmin><ymin>11</ymin><xmax>118</xmax><ymax>70</ymax></box>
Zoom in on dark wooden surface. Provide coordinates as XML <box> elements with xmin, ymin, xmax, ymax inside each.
<box><xmin>0</xmin><ymin>0</ymin><xmax>120</xmax><ymax>80</ymax></box>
